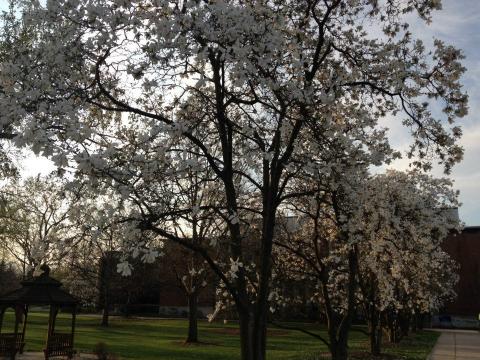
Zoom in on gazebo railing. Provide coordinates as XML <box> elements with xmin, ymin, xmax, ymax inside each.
<box><xmin>44</xmin><ymin>332</ymin><xmax>75</xmax><ymax>359</ymax></box>
<box><xmin>0</xmin><ymin>333</ymin><xmax>24</xmax><ymax>358</ymax></box>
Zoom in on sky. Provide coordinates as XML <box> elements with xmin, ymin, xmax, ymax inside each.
<box><xmin>381</xmin><ymin>0</ymin><xmax>480</xmax><ymax>226</ymax></box>
<box><xmin>2</xmin><ymin>0</ymin><xmax>480</xmax><ymax>225</ymax></box>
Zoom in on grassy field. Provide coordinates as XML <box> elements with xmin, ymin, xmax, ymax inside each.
<box><xmin>2</xmin><ymin>311</ymin><xmax>439</xmax><ymax>359</ymax></box>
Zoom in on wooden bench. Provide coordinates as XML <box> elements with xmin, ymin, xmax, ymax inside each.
<box><xmin>0</xmin><ymin>333</ymin><xmax>24</xmax><ymax>359</ymax></box>
<box><xmin>44</xmin><ymin>333</ymin><xmax>75</xmax><ymax>359</ymax></box>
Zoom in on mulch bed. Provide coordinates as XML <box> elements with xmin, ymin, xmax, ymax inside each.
<box><xmin>304</xmin><ymin>351</ymin><xmax>403</xmax><ymax>359</ymax></box>
<box><xmin>207</xmin><ymin>328</ymin><xmax>290</xmax><ymax>336</ymax></box>
<box><xmin>172</xmin><ymin>340</ymin><xmax>222</xmax><ymax>347</ymax></box>
<box><xmin>349</xmin><ymin>351</ymin><xmax>401</xmax><ymax>359</ymax></box>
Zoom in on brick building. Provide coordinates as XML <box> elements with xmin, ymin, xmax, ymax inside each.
<box><xmin>97</xmin><ymin>248</ymin><xmax>216</xmax><ymax>318</ymax></box>
<box><xmin>442</xmin><ymin>226</ymin><xmax>480</xmax><ymax>317</ymax></box>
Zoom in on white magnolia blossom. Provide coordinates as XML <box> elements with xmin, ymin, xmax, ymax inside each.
<box><xmin>117</xmin><ymin>260</ymin><xmax>133</xmax><ymax>277</ymax></box>
<box><xmin>228</xmin><ymin>257</ymin><xmax>244</xmax><ymax>280</ymax></box>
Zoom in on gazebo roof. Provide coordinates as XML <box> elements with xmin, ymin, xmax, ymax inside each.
<box><xmin>0</xmin><ymin>265</ymin><xmax>78</xmax><ymax>306</ymax></box>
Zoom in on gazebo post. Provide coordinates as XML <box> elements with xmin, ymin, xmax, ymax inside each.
<box><xmin>71</xmin><ymin>305</ymin><xmax>77</xmax><ymax>354</ymax></box>
<box><xmin>13</xmin><ymin>305</ymin><xmax>20</xmax><ymax>336</ymax></box>
<box><xmin>20</xmin><ymin>305</ymin><xmax>28</xmax><ymax>353</ymax></box>
<box><xmin>13</xmin><ymin>304</ymin><xmax>23</xmax><ymax>358</ymax></box>
<box><xmin>0</xmin><ymin>306</ymin><xmax>5</xmax><ymax>334</ymax></box>
<box><xmin>45</xmin><ymin>304</ymin><xmax>57</xmax><ymax>360</ymax></box>
<box><xmin>47</xmin><ymin>305</ymin><xmax>54</xmax><ymax>338</ymax></box>
<box><xmin>52</xmin><ymin>307</ymin><xmax>59</xmax><ymax>334</ymax></box>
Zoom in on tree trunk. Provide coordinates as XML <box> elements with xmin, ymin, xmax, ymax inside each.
<box><xmin>325</xmin><ymin>315</ymin><xmax>351</xmax><ymax>360</ymax></box>
<box><xmin>330</xmin><ymin>335</ymin><xmax>349</xmax><ymax>360</ymax></box>
<box><xmin>415</xmin><ymin>313</ymin><xmax>425</xmax><ymax>331</ymax></box>
<box><xmin>238</xmin><ymin>308</ymin><xmax>268</xmax><ymax>360</ymax></box>
<box><xmin>411</xmin><ymin>317</ymin><xmax>418</xmax><ymax>333</ymax></box>
<box><xmin>99</xmin><ymin>253</ymin><xmax>111</xmax><ymax>327</ymax></box>
<box><xmin>324</xmin><ymin>248</ymin><xmax>358</xmax><ymax>360</ymax></box>
<box><xmin>369</xmin><ymin>319</ymin><xmax>382</xmax><ymax>355</ymax></box>
<box><xmin>399</xmin><ymin>312</ymin><xmax>410</xmax><ymax>338</ymax></box>
<box><xmin>368</xmin><ymin>307</ymin><xmax>382</xmax><ymax>355</ymax></box>
<box><xmin>186</xmin><ymin>293</ymin><xmax>198</xmax><ymax>343</ymax></box>
<box><xmin>101</xmin><ymin>306</ymin><xmax>109</xmax><ymax>327</ymax></box>
<box><xmin>253</xmin><ymin>311</ymin><xmax>267</xmax><ymax>360</ymax></box>
<box><xmin>324</xmin><ymin>310</ymin><xmax>353</xmax><ymax>360</ymax></box>
<box><xmin>387</xmin><ymin>322</ymin><xmax>399</xmax><ymax>344</ymax></box>
<box><xmin>101</xmin><ymin>282</ymin><xmax>109</xmax><ymax>327</ymax></box>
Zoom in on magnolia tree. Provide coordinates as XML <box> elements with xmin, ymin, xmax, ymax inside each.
<box><xmin>354</xmin><ymin>170</ymin><xmax>460</xmax><ymax>354</ymax></box>
<box><xmin>0</xmin><ymin>1</ymin><xmax>468</xmax><ymax>359</ymax></box>
<box><xmin>273</xmin><ymin>169</ymin><xmax>460</xmax><ymax>359</ymax></box>
<box><xmin>273</xmin><ymin>166</ymin><xmax>371</xmax><ymax>360</ymax></box>
<box><xmin>146</xmin><ymin>164</ymin><xmax>221</xmax><ymax>343</ymax></box>
<box><xmin>0</xmin><ymin>259</ymin><xmax>19</xmax><ymax>296</ymax></box>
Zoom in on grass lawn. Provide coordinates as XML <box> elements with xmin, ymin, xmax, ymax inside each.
<box><xmin>2</xmin><ymin>310</ymin><xmax>438</xmax><ymax>359</ymax></box>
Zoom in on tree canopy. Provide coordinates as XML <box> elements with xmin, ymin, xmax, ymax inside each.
<box><xmin>0</xmin><ymin>1</ymin><xmax>468</xmax><ymax>360</ymax></box>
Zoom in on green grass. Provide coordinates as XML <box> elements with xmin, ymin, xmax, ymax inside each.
<box><xmin>381</xmin><ymin>330</ymin><xmax>440</xmax><ymax>360</ymax></box>
<box><xmin>1</xmin><ymin>311</ymin><xmax>438</xmax><ymax>359</ymax></box>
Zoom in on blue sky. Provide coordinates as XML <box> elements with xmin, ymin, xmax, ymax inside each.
<box><xmin>2</xmin><ymin>1</ymin><xmax>480</xmax><ymax>225</ymax></box>
<box><xmin>384</xmin><ymin>0</ymin><xmax>480</xmax><ymax>226</ymax></box>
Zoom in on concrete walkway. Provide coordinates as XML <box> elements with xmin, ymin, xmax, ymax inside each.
<box><xmin>429</xmin><ymin>330</ymin><xmax>480</xmax><ymax>360</ymax></box>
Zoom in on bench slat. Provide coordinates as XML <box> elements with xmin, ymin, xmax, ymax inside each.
<box><xmin>44</xmin><ymin>332</ymin><xmax>75</xmax><ymax>359</ymax></box>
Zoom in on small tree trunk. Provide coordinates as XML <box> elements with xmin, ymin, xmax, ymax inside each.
<box><xmin>324</xmin><ymin>248</ymin><xmax>358</xmax><ymax>360</ymax></box>
<box><xmin>370</xmin><ymin>329</ymin><xmax>382</xmax><ymax>356</ymax></box>
<box><xmin>385</xmin><ymin>311</ymin><xmax>400</xmax><ymax>344</ymax></box>
<box><xmin>399</xmin><ymin>312</ymin><xmax>410</xmax><ymax>338</ymax></box>
<box><xmin>411</xmin><ymin>315</ymin><xmax>418</xmax><ymax>333</ymax></box>
<box><xmin>186</xmin><ymin>293</ymin><xmax>198</xmax><ymax>343</ymax></box>
<box><xmin>416</xmin><ymin>313</ymin><xmax>425</xmax><ymax>331</ymax></box>
<box><xmin>387</xmin><ymin>321</ymin><xmax>399</xmax><ymax>344</ymax></box>
<box><xmin>99</xmin><ymin>253</ymin><xmax>111</xmax><ymax>327</ymax></box>
<box><xmin>369</xmin><ymin>311</ymin><xmax>382</xmax><ymax>356</ymax></box>
<box><xmin>101</xmin><ymin>282</ymin><xmax>109</xmax><ymax>327</ymax></box>
<box><xmin>125</xmin><ymin>293</ymin><xmax>131</xmax><ymax>318</ymax></box>
<box><xmin>101</xmin><ymin>306</ymin><xmax>109</xmax><ymax>327</ymax></box>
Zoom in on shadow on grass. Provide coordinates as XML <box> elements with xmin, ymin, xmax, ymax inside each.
<box><xmin>2</xmin><ymin>311</ymin><xmax>438</xmax><ymax>360</ymax></box>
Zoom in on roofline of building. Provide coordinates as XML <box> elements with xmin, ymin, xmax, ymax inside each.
<box><xmin>461</xmin><ymin>226</ymin><xmax>480</xmax><ymax>232</ymax></box>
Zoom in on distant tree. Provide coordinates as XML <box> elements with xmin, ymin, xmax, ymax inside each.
<box><xmin>159</xmin><ymin>243</ymin><xmax>214</xmax><ymax>343</ymax></box>
<box><xmin>60</xmin><ymin>190</ymin><xmax>160</xmax><ymax>327</ymax></box>
<box><xmin>273</xmin><ymin>167</ymin><xmax>369</xmax><ymax>360</ymax></box>
<box><xmin>65</xmin><ymin>224</ymin><xmax>122</xmax><ymax>327</ymax></box>
<box><xmin>162</xmin><ymin>165</ymin><xmax>222</xmax><ymax>343</ymax></box>
<box><xmin>354</xmin><ymin>171</ymin><xmax>460</xmax><ymax>353</ymax></box>
<box><xmin>0</xmin><ymin>175</ymin><xmax>83</xmax><ymax>277</ymax></box>
<box><xmin>0</xmin><ymin>259</ymin><xmax>19</xmax><ymax>296</ymax></box>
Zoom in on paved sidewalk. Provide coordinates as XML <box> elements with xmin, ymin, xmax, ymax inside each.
<box><xmin>429</xmin><ymin>330</ymin><xmax>480</xmax><ymax>360</ymax></box>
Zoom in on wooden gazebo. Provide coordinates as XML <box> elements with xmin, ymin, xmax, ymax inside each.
<box><xmin>0</xmin><ymin>265</ymin><xmax>78</xmax><ymax>360</ymax></box>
